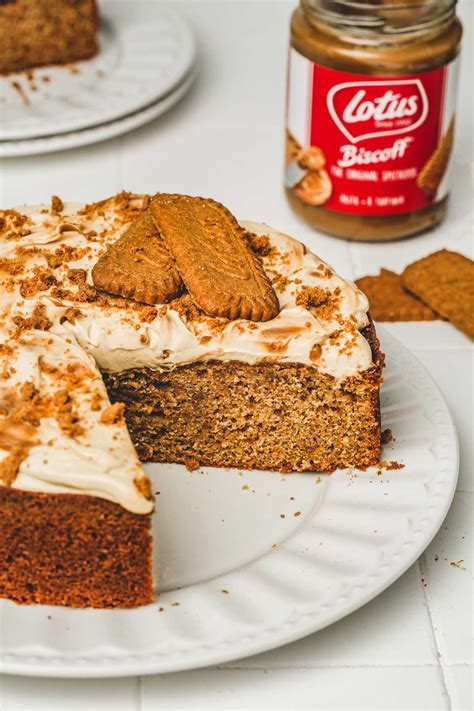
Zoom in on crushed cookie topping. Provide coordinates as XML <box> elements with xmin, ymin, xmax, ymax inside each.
<box><xmin>0</xmin><ymin>257</ymin><xmax>25</xmax><ymax>275</ymax></box>
<box><xmin>51</xmin><ymin>195</ymin><xmax>64</xmax><ymax>214</ymax></box>
<box><xmin>90</xmin><ymin>391</ymin><xmax>103</xmax><ymax>411</ymax></box>
<box><xmin>296</xmin><ymin>285</ymin><xmax>330</xmax><ymax>309</ymax></box>
<box><xmin>46</xmin><ymin>244</ymin><xmax>90</xmax><ymax>269</ymax></box>
<box><xmin>53</xmin><ymin>389</ymin><xmax>84</xmax><ymax>438</ymax></box>
<box><xmin>245</xmin><ymin>231</ymin><xmax>275</xmax><ymax>257</ymax></box>
<box><xmin>100</xmin><ymin>402</ymin><xmax>125</xmax><ymax>425</ymax></box>
<box><xmin>296</xmin><ymin>285</ymin><xmax>342</xmax><ymax>323</ymax></box>
<box><xmin>134</xmin><ymin>475</ymin><xmax>152</xmax><ymax>500</ymax></box>
<box><xmin>12</xmin><ymin>305</ymin><xmax>52</xmax><ymax>337</ymax></box>
<box><xmin>59</xmin><ymin>307</ymin><xmax>83</xmax><ymax>325</ymax></box>
<box><xmin>66</xmin><ymin>268</ymin><xmax>87</xmax><ymax>285</ymax></box>
<box><xmin>0</xmin><ymin>209</ymin><xmax>32</xmax><ymax>240</ymax></box>
<box><xmin>19</xmin><ymin>266</ymin><xmax>58</xmax><ymax>298</ymax></box>
<box><xmin>0</xmin><ymin>382</ymin><xmax>44</xmax><ymax>485</ymax></box>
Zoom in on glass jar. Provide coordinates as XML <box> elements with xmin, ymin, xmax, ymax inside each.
<box><xmin>284</xmin><ymin>0</ymin><xmax>462</xmax><ymax>241</ymax></box>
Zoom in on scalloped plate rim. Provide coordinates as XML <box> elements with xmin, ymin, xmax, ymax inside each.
<box><xmin>0</xmin><ymin>327</ymin><xmax>459</xmax><ymax>677</ymax></box>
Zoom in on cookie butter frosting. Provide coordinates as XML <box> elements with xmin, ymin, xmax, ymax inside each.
<box><xmin>0</xmin><ymin>193</ymin><xmax>372</xmax><ymax>512</ymax></box>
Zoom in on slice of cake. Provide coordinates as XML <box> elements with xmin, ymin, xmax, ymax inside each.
<box><xmin>0</xmin><ymin>192</ymin><xmax>384</xmax><ymax>608</ymax></box>
<box><xmin>0</xmin><ymin>0</ymin><xmax>99</xmax><ymax>74</ymax></box>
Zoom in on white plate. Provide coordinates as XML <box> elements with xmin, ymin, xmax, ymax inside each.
<box><xmin>0</xmin><ymin>68</ymin><xmax>197</xmax><ymax>157</ymax></box>
<box><xmin>0</xmin><ymin>328</ymin><xmax>458</xmax><ymax>678</ymax></box>
<box><xmin>0</xmin><ymin>2</ymin><xmax>196</xmax><ymax>140</ymax></box>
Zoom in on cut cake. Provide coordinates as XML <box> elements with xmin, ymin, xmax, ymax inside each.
<box><xmin>0</xmin><ymin>0</ymin><xmax>99</xmax><ymax>74</ymax></box>
<box><xmin>0</xmin><ymin>192</ymin><xmax>384</xmax><ymax>608</ymax></box>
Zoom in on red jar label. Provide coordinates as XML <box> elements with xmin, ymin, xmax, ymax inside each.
<box><xmin>285</xmin><ymin>50</ymin><xmax>459</xmax><ymax>215</ymax></box>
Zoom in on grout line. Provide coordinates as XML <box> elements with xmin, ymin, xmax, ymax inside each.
<box><xmin>215</xmin><ymin>662</ymin><xmax>451</xmax><ymax>671</ymax></box>
<box><xmin>137</xmin><ymin>676</ymin><xmax>143</xmax><ymax>711</ymax></box>
<box><xmin>418</xmin><ymin>554</ymin><xmax>452</xmax><ymax>711</ymax></box>
<box><xmin>347</xmin><ymin>241</ymin><xmax>359</xmax><ymax>280</ymax></box>
<box><xmin>117</xmin><ymin>135</ymin><xmax>125</xmax><ymax>194</ymax></box>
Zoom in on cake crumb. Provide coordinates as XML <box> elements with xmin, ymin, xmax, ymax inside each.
<box><xmin>185</xmin><ymin>457</ymin><xmax>200</xmax><ymax>471</ymax></box>
<box><xmin>377</xmin><ymin>459</ymin><xmax>404</xmax><ymax>472</ymax></box>
<box><xmin>381</xmin><ymin>428</ymin><xmax>393</xmax><ymax>444</ymax></box>
<box><xmin>221</xmin><ymin>589</ymin><xmax>229</xmax><ymax>594</ymax></box>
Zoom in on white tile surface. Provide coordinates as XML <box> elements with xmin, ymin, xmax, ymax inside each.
<box><xmin>0</xmin><ymin>676</ymin><xmax>139</xmax><ymax>711</ymax></box>
<box><xmin>141</xmin><ymin>667</ymin><xmax>449</xmax><ymax>710</ymax></box>
<box><xmin>411</xmin><ymin>350</ymin><xmax>473</xmax><ymax>493</ymax></box>
<box><xmin>220</xmin><ymin>564</ymin><xmax>437</xmax><ymax>668</ymax></box>
<box><xmin>446</xmin><ymin>664</ymin><xmax>474</xmax><ymax>711</ymax></box>
<box><xmin>421</xmin><ymin>493</ymin><xmax>473</xmax><ymax>665</ymax></box>
<box><xmin>1</xmin><ymin>0</ymin><xmax>472</xmax><ymax>709</ymax></box>
<box><xmin>379</xmin><ymin>322</ymin><xmax>472</xmax><ymax>352</ymax></box>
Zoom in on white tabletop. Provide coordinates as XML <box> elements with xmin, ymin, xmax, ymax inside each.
<box><xmin>0</xmin><ymin>1</ymin><xmax>472</xmax><ymax>709</ymax></box>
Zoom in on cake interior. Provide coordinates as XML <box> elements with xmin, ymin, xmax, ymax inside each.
<box><xmin>0</xmin><ymin>487</ymin><xmax>153</xmax><ymax>608</ymax></box>
<box><xmin>104</xmin><ymin>323</ymin><xmax>383</xmax><ymax>474</ymax></box>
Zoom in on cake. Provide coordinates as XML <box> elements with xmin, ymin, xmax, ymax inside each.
<box><xmin>0</xmin><ymin>0</ymin><xmax>99</xmax><ymax>74</ymax></box>
<box><xmin>0</xmin><ymin>192</ymin><xmax>384</xmax><ymax>608</ymax></box>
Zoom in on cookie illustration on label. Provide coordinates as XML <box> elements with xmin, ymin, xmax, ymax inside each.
<box><xmin>417</xmin><ymin>117</ymin><xmax>455</xmax><ymax>199</ymax></box>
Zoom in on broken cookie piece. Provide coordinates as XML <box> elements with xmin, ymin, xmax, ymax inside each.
<box><xmin>149</xmin><ymin>194</ymin><xmax>280</xmax><ymax>322</ymax></box>
<box><xmin>402</xmin><ymin>249</ymin><xmax>474</xmax><ymax>339</ymax></box>
<box><xmin>92</xmin><ymin>210</ymin><xmax>183</xmax><ymax>305</ymax></box>
<box><xmin>356</xmin><ymin>269</ymin><xmax>438</xmax><ymax>322</ymax></box>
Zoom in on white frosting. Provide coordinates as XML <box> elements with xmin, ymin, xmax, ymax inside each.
<box><xmin>0</xmin><ymin>196</ymin><xmax>373</xmax><ymax>513</ymax></box>
<box><xmin>0</xmin><ymin>331</ymin><xmax>150</xmax><ymax>514</ymax></box>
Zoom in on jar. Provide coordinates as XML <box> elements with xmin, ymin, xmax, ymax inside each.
<box><xmin>284</xmin><ymin>0</ymin><xmax>462</xmax><ymax>241</ymax></box>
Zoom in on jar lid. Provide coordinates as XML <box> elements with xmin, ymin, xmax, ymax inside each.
<box><xmin>301</xmin><ymin>0</ymin><xmax>457</xmax><ymax>34</ymax></box>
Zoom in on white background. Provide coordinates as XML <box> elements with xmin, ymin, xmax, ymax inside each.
<box><xmin>0</xmin><ymin>1</ymin><xmax>472</xmax><ymax>709</ymax></box>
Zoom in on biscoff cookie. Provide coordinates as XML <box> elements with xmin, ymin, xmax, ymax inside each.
<box><xmin>149</xmin><ymin>194</ymin><xmax>279</xmax><ymax>322</ymax></box>
<box><xmin>402</xmin><ymin>249</ymin><xmax>474</xmax><ymax>339</ymax></box>
<box><xmin>356</xmin><ymin>269</ymin><xmax>438</xmax><ymax>322</ymax></box>
<box><xmin>92</xmin><ymin>210</ymin><xmax>182</xmax><ymax>305</ymax></box>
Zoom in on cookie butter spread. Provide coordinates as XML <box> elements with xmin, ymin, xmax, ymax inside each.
<box><xmin>285</xmin><ymin>0</ymin><xmax>462</xmax><ymax>240</ymax></box>
<box><xmin>0</xmin><ymin>193</ymin><xmax>372</xmax><ymax>509</ymax></box>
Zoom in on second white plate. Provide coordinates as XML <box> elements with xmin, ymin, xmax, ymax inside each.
<box><xmin>0</xmin><ymin>328</ymin><xmax>458</xmax><ymax>677</ymax></box>
<box><xmin>0</xmin><ymin>68</ymin><xmax>197</xmax><ymax>157</ymax></box>
<box><xmin>0</xmin><ymin>1</ymin><xmax>197</xmax><ymax>140</ymax></box>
